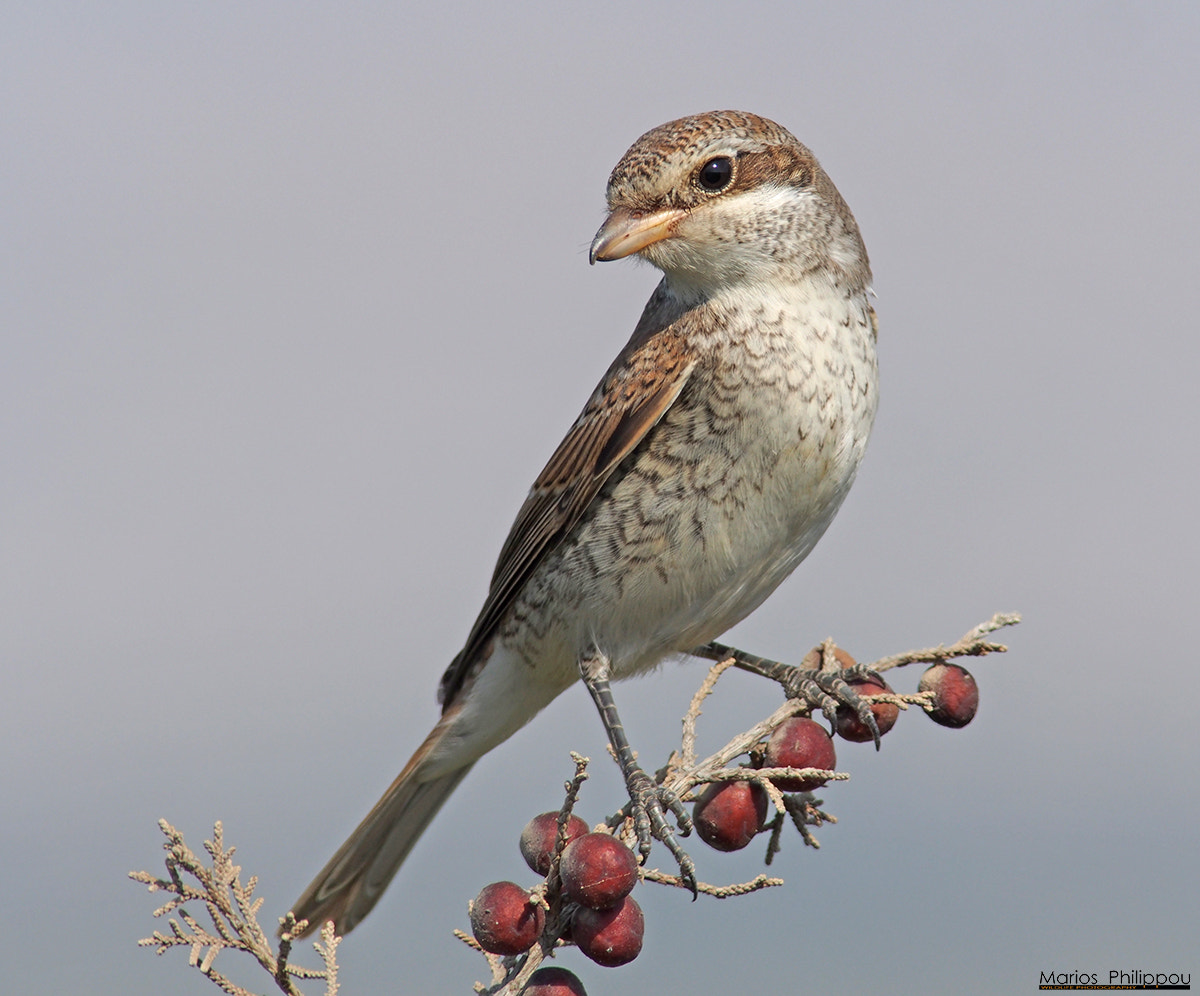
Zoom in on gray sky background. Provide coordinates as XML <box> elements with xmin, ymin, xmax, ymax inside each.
<box><xmin>4</xmin><ymin>3</ymin><xmax>1197</xmax><ymax>993</ymax></box>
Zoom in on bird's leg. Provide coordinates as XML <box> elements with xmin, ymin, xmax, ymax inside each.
<box><xmin>693</xmin><ymin>640</ymin><xmax>884</xmax><ymax>749</ymax></box>
<box><xmin>579</xmin><ymin>650</ymin><xmax>697</xmax><ymax>896</ymax></box>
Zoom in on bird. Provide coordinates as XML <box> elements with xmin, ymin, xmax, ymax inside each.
<box><xmin>287</xmin><ymin>110</ymin><xmax>879</xmax><ymax>938</ymax></box>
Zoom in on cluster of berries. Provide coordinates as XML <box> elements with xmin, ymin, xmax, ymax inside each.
<box><xmin>470</xmin><ymin>814</ymin><xmax>643</xmax><ymax>992</ymax></box>
<box><xmin>469</xmin><ymin>660</ymin><xmax>979</xmax><ymax>992</ymax></box>
<box><xmin>695</xmin><ymin>660</ymin><xmax>978</xmax><ymax>850</ymax></box>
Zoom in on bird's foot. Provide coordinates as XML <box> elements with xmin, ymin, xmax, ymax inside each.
<box><xmin>622</xmin><ymin>765</ymin><xmax>697</xmax><ymax>897</ymax></box>
<box><xmin>778</xmin><ymin>663</ymin><xmax>883</xmax><ymax>748</ymax></box>
<box><xmin>696</xmin><ymin>640</ymin><xmax>885</xmax><ymax>749</ymax></box>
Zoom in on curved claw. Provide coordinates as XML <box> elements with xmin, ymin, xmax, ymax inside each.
<box><xmin>664</xmin><ymin>836</ymin><xmax>698</xmax><ymax>900</ymax></box>
<box><xmin>827</xmin><ymin>674</ymin><xmax>882</xmax><ymax>750</ymax></box>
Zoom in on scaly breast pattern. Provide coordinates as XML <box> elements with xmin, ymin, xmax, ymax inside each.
<box><xmin>500</xmin><ymin>280</ymin><xmax>878</xmax><ymax>685</ymax></box>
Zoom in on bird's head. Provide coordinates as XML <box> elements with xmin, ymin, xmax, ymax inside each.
<box><xmin>590</xmin><ymin>110</ymin><xmax>870</xmax><ymax>298</ymax></box>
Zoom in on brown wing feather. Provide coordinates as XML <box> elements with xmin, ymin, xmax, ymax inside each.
<box><xmin>438</xmin><ymin>323</ymin><xmax>695</xmax><ymax>707</ymax></box>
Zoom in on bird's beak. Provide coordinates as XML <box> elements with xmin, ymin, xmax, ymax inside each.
<box><xmin>589</xmin><ymin>206</ymin><xmax>687</xmax><ymax>264</ymax></box>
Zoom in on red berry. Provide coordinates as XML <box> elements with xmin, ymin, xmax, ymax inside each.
<box><xmin>764</xmin><ymin>716</ymin><xmax>837</xmax><ymax>791</ymax></box>
<box><xmin>835</xmin><ymin>679</ymin><xmax>900</xmax><ymax>742</ymax></box>
<box><xmin>520</xmin><ymin>811</ymin><xmax>590</xmax><ymax>875</ymax></box>
<box><xmin>573</xmin><ymin>895</ymin><xmax>644</xmax><ymax>967</ymax></box>
<box><xmin>560</xmin><ymin>833</ymin><xmax>639</xmax><ymax>910</ymax></box>
<box><xmin>692</xmin><ymin>779</ymin><xmax>768</xmax><ymax>852</ymax></box>
<box><xmin>524</xmin><ymin>966</ymin><xmax>589</xmax><ymax>996</ymax></box>
<box><xmin>919</xmin><ymin>663</ymin><xmax>980</xmax><ymax>727</ymax></box>
<box><xmin>801</xmin><ymin>645</ymin><xmax>859</xmax><ymax>671</ymax></box>
<box><xmin>469</xmin><ymin>881</ymin><xmax>545</xmax><ymax>956</ymax></box>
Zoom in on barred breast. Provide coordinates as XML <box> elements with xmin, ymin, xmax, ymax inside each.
<box><xmin>500</xmin><ymin>276</ymin><xmax>878</xmax><ymax>685</ymax></box>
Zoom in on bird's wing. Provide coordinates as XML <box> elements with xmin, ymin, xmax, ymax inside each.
<box><xmin>438</xmin><ymin>323</ymin><xmax>696</xmax><ymax>706</ymax></box>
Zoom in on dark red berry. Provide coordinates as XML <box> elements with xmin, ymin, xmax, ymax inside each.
<box><xmin>764</xmin><ymin>716</ymin><xmax>837</xmax><ymax>791</ymax></box>
<box><xmin>835</xmin><ymin>679</ymin><xmax>900</xmax><ymax>742</ymax></box>
<box><xmin>692</xmin><ymin>779</ymin><xmax>768</xmax><ymax>852</ymax></box>
<box><xmin>919</xmin><ymin>662</ymin><xmax>980</xmax><ymax>727</ymax></box>
<box><xmin>520</xmin><ymin>811</ymin><xmax>590</xmax><ymax>875</ymax></box>
<box><xmin>573</xmin><ymin>895</ymin><xmax>644</xmax><ymax>967</ymax></box>
<box><xmin>560</xmin><ymin>832</ymin><xmax>639</xmax><ymax>910</ymax></box>
<box><xmin>524</xmin><ymin>966</ymin><xmax>589</xmax><ymax>996</ymax></box>
<box><xmin>469</xmin><ymin>881</ymin><xmax>544</xmax><ymax>956</ymax></box>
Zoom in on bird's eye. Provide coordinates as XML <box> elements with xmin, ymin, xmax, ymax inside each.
<box><xmin>697</xmin><ymin>156</ymin><xmax>734</xmax><ymax>192</ymax></box>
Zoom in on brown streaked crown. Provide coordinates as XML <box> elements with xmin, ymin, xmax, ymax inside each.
<box><xmin>604</xmin><ymin>110</ymin><xmax>817</xmax><ymax>213</ymax></box>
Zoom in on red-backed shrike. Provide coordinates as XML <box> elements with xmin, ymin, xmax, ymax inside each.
<box><xmin>289</xmin><ymin>110</ymin><xmax>878</xmax><ymax>936</ymax></box>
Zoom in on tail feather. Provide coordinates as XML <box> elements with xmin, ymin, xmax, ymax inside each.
<box><xmin>288</xmin><ymin>721</ymin><xmax>473</xmax><ymax>937</ymax></box>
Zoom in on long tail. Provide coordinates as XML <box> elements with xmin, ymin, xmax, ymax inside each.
<box><xmin>287</xmin><ymin>718</ymin><xmax>473</xmax><ymax>937</ymax></box>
